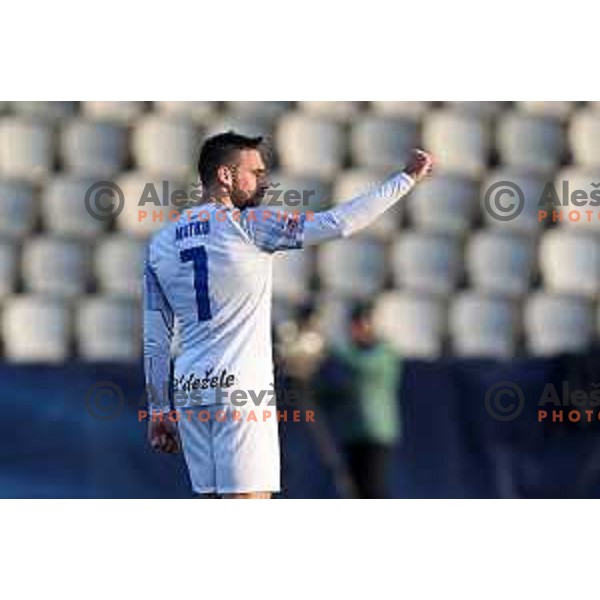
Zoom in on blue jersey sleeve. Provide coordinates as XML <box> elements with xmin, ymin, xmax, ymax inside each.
<box><xmin>238</xmin><ymin>208</ymin><xmax>306</xmax><ymax>253</ymax></box>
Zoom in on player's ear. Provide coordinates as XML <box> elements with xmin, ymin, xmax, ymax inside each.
<box><xmin>216</xmin><ymin>165</ymin><xmax>233</xmax><ymax>187</ymax></box>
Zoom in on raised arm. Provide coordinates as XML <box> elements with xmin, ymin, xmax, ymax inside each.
<box><xmin>235</xmin><ymin>150</ymin><xmax>433</xmax><ymax>254</ymax></box>
<box><xmin>302</xmin><ymin>149</ymin><xmax>434</xmax><ymax>245</ymax></box>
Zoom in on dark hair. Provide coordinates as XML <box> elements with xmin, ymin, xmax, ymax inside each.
<box><xmin>197</xmin><ymin>130</ymin><xmax>263</xmax><ymax>187</ymax></box>
<box><xmin>350</xmin><ymin>301</ymin><xmax>374</xmax><ymax>323</ymax></box>
<box><xmin>296</xmin><ymin>301</ymin><xmax>317</xmax><ymax>326</ymax></box>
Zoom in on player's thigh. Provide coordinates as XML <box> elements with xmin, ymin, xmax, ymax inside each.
<box><xmin>212</xmin><ymin>405</ymin><xmax>280</xmax><ymax>495</ymax></box>
<box><xmin>178</xmin><ymin>411</ymin><xmax>216</xmax><ymax>494</ymax></box>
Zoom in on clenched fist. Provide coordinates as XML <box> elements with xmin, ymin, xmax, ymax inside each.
<box><xmin>148</xmin><ymin>416</ymin><xmax>181</xmax><ymax>454</ymax></box>
<box><xmin>405</xmin><ymin>149</ymin><xmax>434</xmax><ymax>183</ymax></box>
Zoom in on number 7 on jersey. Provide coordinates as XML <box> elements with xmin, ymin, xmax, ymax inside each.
<box><xmin>180</xmin><ymin>246</ymin><xmax>212</xmax><ymax>321</ymax></box>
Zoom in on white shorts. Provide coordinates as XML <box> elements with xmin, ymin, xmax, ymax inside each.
<box><xmin>177</xmin><ymin>404</ymin><xmax>281</xmax><ymax>495</ymax></box>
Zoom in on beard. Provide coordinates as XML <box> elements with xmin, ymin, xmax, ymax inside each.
<box><xmin>231</xmin><ymin>186</ymin><xmax>267</xmax><ymax>209</ymax></box>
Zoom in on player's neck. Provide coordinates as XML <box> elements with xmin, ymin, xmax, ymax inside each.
<box><xmin>202</xmin><ymin>190</ymin><xmax>235</xmax><ymax>210</ymax></box>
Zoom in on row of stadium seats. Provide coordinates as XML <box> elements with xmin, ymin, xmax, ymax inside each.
<box><xmin>2</xmin><ymin>168</ymin><xmax>600</xmax><ymax>241</ymax></box>
<box><xmin>1</xmin><ymin>101</ymin><xmax>599</xmax><ymax>122</ymax></box>
<box><xmin>2</xmin><ymin>295</ymin><xmax>138</xmax><ymax>362</ymax></box>
<box><xmin>0</xmin><ymin>235</ymin><xmax>142</xmax><ymax>298</ymax></box>
<box><xmin>4</xmin><ymin>108</ymin><xmax>600</xmax><ymax>180</ymax></box>
<box><xmin>0</xmin><ymin>228</ymin><xmax>597</xmax><ymax>300</ymax></box>
<box><xmin>317</xmin><ymin>292</ymin><xmax>600</xmax><ymax>359</ymax></box>
<box><xmin>4</xmin><ymin>291</ymin><xmax>599</xmax><ymax>362</ymax></box>
<box><xmin>273</xmin><ymin>231</ymin><xmax>600</xmax><ymax>300</ymax></box>
<box><xmin>0</xmin><ymin>101</ymin><xmax>599</xmax><ymax>360</ymax></box>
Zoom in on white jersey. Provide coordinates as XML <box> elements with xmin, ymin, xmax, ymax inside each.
<box><xmin>144</xmin><ymin>204</ymin><xmax>306</xmax><ymax>411</ymax></box>
<box><xmin>144</xmin><ymin>172</ymin><xmax>416</xmax><ymax>413</ymax></box>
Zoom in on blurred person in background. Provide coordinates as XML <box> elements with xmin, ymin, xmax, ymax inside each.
<box><xmin>275</xmin><ymin>303</ymin><xmax>357</xmax><ymax>498</ymax></box>
<box><xmin>316</xmin><ymin>302</ymin><xmax>403</xmax><ymax>499</ymax></box>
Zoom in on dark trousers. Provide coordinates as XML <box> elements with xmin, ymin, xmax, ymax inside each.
<box><xmin>345</xmin><ymin>442</ymin><xmax>393</xmax><ymax>499</ymax></box>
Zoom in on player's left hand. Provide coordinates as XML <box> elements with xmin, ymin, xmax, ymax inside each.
<box><xmin>148</xmin><ymin>417</ymin><xmax>181</xmax><ymax>453</ymax></box>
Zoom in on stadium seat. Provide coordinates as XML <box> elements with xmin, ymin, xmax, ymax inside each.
<box><xmin>480</xmin><ymin>170</ymin><xmax>548</xmax><ymax>233</ymax></box>
<box><xmin>272</xmin><ymin>248</ymin><xmax>313</xmax><ymax>302</ymax></box>
<box><xmin>95</xmin><ymin>235</ymin><xmax>145</xmax><ymax>297</ymax></box>
<box><xmin>204</xmin><ymin>114</ymin><xmax>271</xmax><ymax>139</ymax></box>
<box><xmin>517</xmin><ymin>101</ymin><xmax>577</xmax><ymax>120</ymax></box>
<box><xmin>132</xmin><ymin>116</ymin><xmax>198</xmax><ymax>177</ymax></box>
<box><xmin>449</xmin><ymin>293</ymin><xmax>519</xmax><ymax>358</ymax></box>
<box><xmin>226</xmin><ymin>101</ymin><xmax>293</xmax><ymax>122</ymax></box>
<box><xmin>300</xmin><ymin>101</ymin><xmax>364</xmax><ymax>122</ymax></box>
<box><xmin>350</xmin><ymin>115</ymin><xmax>418</xmax><ymax>171</ymax></box>
<box><xmin>409</xmin><ymin>173</ymin><xmax>478</xmax><ymax>233</ymax></box>
<box><xmin>76</xmin><ymin>297</ymin><xmax>140</xmax><ymax>360</ymax></box>
<box><xmin>422</xmin><ymin>109</ymin><xmax>490</xmax><ymax>176</ymax></box>
<box><xmin>276</xmin><ymin>113</ymin><xmax>345</xmax><ymax>178</ymax></box>
<box><xmin>0</xmin><ymin>180</ymin><xmax>36</xmax><ymax>239</ymax></box>
<box><xmin>0</xmin><ymin>117</ymin><xmax>54</xmax><ymax>180</ymax></box>
<box><xmin>2</xmin><ymin>295</ymin><xmax>70</xmax><ymax>363</ymax></box>
<box><xmin>60</xmin><ymin>119</ymin><xmax>128</xmax><ymax>177</ymax></box>
<box><xmin>22</xmin><ymin>237</ymin><xmax>89</xmax><ymax>297</ymax></box>
<box><xmin>332</xmin><ymin>169</ymin><xmax>399</xmax><ymax>238</ymax></box>
<box><xmin>115</xmin><ymin>172</ymin><xmax>186</xmax><ymax>238</ymax></box>
<box><xmin>524</xmin><ymin>293</ymin><xmax>594</xmax><ymax>356</ymax></box>
<box><xmin>373</xmin><ymin>291</ymin><xmax>446</xmax><ymax>358</ymax></box>
<box><xmin>265</xmin><ymin>172</ymin><xmax>330</xmax><ymax>213</ymax></box>
<box><xmin>497</xmin><ymin>112</ymin><xmax>564</xmax><ymax>173</ymax></box>
<box><xmin>10</xmin><ymin>101</ymin><xmax>77</xmax><ymax>121</ymax></box>
<box><xmin>155</xmin><ymin>101</ymin><xmax>217</xmax><ymax>123</ymax></box>
<box><xmin>317</xmin><ymin>239</ymin><xmax>387</xmax><ymax>297</ymax></box>
<box><xmin>81</xmin><ymin>101</ymin><xmax>147</xmax><ymax>123</ymax></box>
<box><xmin>569</xmin><ymin>108</ymin><xmax>600</xmax><ymax>168</ymax></box>
<box><xmin>466</xmin><ymin>231</ymin><xmax>535</xmax><ymax>297</ymax></box>
<box><xmin>539</xmin><ymin>229</ymin><xmax>600</xmax><ymax>297</ymax></box>
<box><xmin>370</xmin><ymin>101</ymin><xmax>431</xmax><ymax>120</ymax></box>
<box><xmin>42</xmin><ymin>176</ymin><xmax>109</xmax><ymax>239</ymax></box>
<box><xmin>313</xmin><ymin>293</ymin><xmax>353</xmax><ymax>347</ymax></box>
<box><xmin>390</xmin><ymin>232</ymin><xmax>461</xmax><ymax>294</ymax></box>
<box><xmin>0</xmin><ymin>241</ymin><xmax>17</xmax><ymax>297</ymax></box>
<box><xmin>551</xmin><ymin>168</ymin><xmax>600</xmax><ymax>231</ymax></box>
<box><xmin>446</xmin><ymin>101</ymin><xmax>509</xmax><ymax>116</ymax></box>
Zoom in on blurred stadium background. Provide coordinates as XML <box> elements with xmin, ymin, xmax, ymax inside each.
<box><xmin>1</xmin><ymin>100</ymin><xmax>599</xmax><ymax>498</ymax></box>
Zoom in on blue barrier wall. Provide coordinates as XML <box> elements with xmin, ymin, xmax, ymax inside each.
<box><xmin>1</xmin><ymin>357</ymin><xmax>599</xmax><ymax>498</ymax></box>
